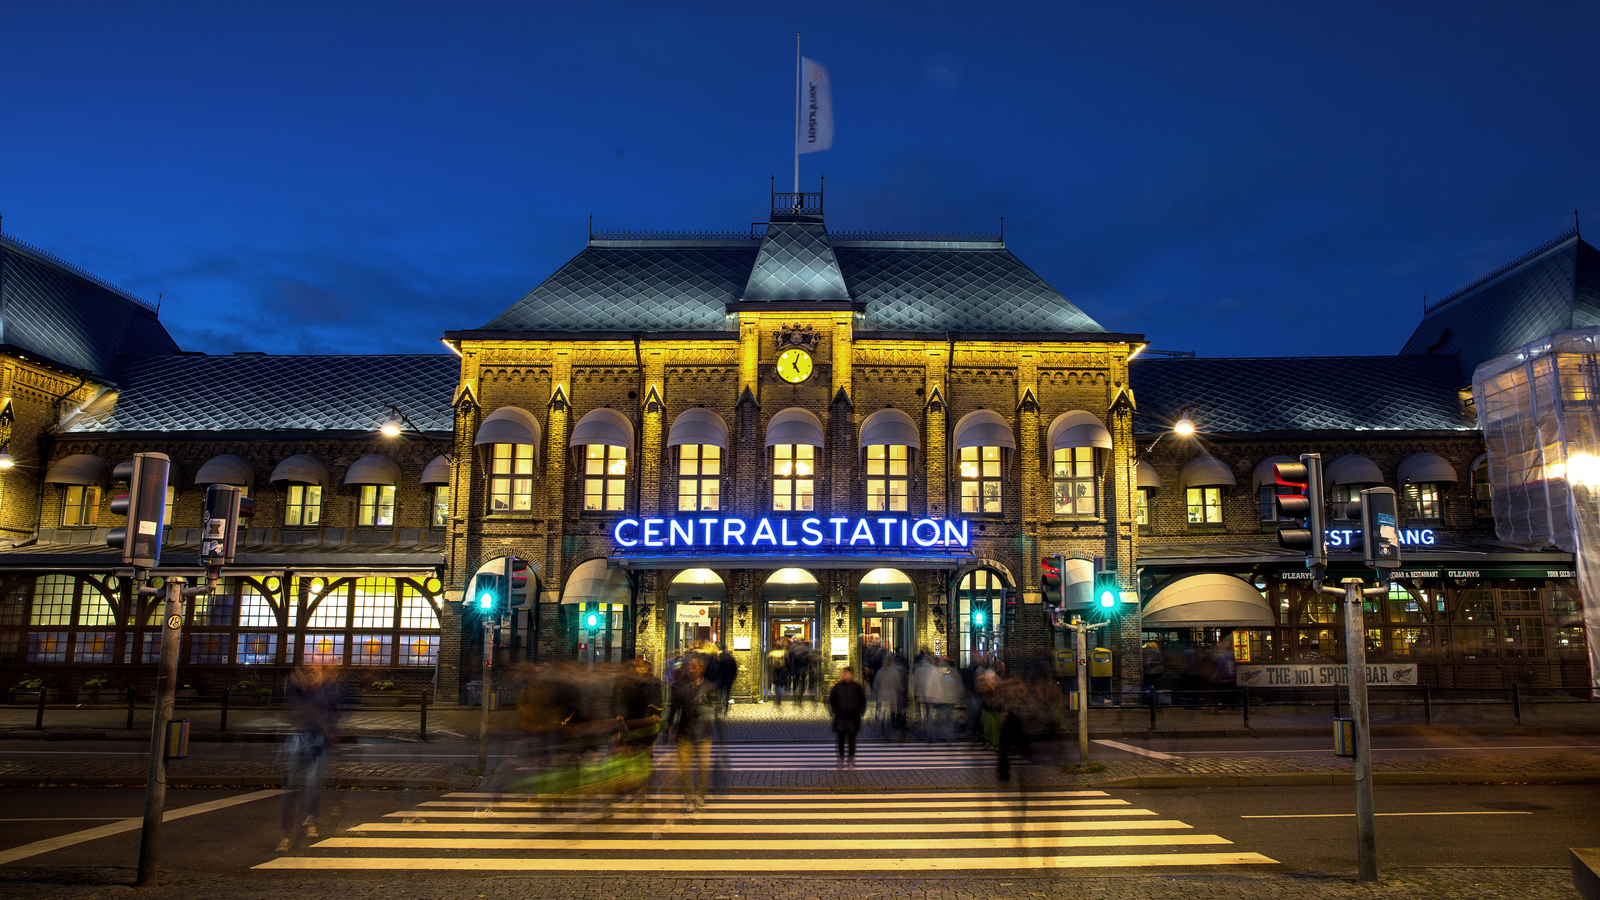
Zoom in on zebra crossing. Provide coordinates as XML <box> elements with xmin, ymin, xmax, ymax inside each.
<box><xmin>255</xmin><ymin>790</ymin><xmax>1278</xmax><ymax>872</ymax></box>
<box><xmin>650</xmin><ymin>741</ymin><xmax>1024</xmax><ymax>771</ymax></box>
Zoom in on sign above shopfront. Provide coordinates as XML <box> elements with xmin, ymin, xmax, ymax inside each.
<box><xmin>612</xmin><ymin>516</ymin><xmax>971</xmax><ymax>550</ymax></box>
<box><xmin>1238</xmin><ymin>664</ymin><xmax>1418</xmax><ymax>687</ymax></box>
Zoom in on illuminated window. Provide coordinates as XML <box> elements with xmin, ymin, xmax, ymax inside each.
<box><xmin>401</xmin><ymin>634</ymin><xmax>439</xmax><ymax>666</ymax></box>
<box><xmin>399</xmin><ymin>586</ymin><xmax>440</xmax><ymax>629</ymax></box>
<box><xmin>239</xmin><ymin>584</ymin><xmax>277</xmax><ymax>627</ymax></box>
<box><xmin>678</xmin><ymin>444</ymin><xmax>722</xmax><ymax>512</ymax></box>
<box><xmin>1052</xmin><ymin>447</ymin><xmax>1097</xmax><ymax>516</ymax></box>
<box><xmin>489</xmin><ymin>443</ymin><xmax>535</xmax><ymax>512</ymax></box>
<box><xmin>352</xmin><ymin>579</ymin><xmax>393</xmax><ymax>628</ymax></box>
<box><xmin>164</xmin><ymin>485</ymin><xmax>176</xmax><ymax>525</ymax></box>
<box><xmin>772</xmin><ymin>444</ymin><xmax>815</xmax><ymax>512</ymax></box>
<box><xmin>284</xmin><ymin>484</ymin><xmax>322</xmax><ymax>526</ymax></box>
<box><xmin>29</xmin><ymin>575</ymin><xmax>75</xmax><ymax>625</ymax></box>
<box><xmin>306</xmin><ymin>584</ymin><xmax>349</xmax><ymax>628</ymax></box>
<box><xmin>357</xmin><ymin>484</ymin><xmax>396</xmax><ymax>526</ymax></box>
<box><xmin>351</xmin><ymin>634</ymin><xmax>391</xmax><ymax>666</ymax></box>
<box><xmin>1473</xmin><ymin>459</ymin><xmax>1492</xmax><ymax>519</ymax></box>
<box><xmin>1136</xmin><ymin>488</ymin><xmax>1151</xmax><ymax>526</ymax></box>
<box><xmin>303</xmin><ymin>633</ymin><xmax>344</xmax><ymax>665</ymax></box>
<box><xmin>62</xmin><ymin>485</ymin><xmax>98</xmax><ymax>526</ymax></box>
<box><xmin>867</xmin><ymin>445</ymin><xmax>908</xmax><ymax>512</ymax></box>
<box><xmin>431</xmin><ymin>485</ymin><xmax>450</xmax><ymax>527</ymax></box>
<box><xmin>958</xmin><ymin>446</ymin><xmax>1003</xmax><ymax>514</ymax></box>
<box><xmin>78</xmin><ymin>586</ymin><xmax>115</xmax><ymax>626</ymax></box>
<box><xmin>1185</xmin><ymin>487</ymin><xmax>1222</xmax><ymax>524</ymax></box>
<box><xmin>583</xmin><ymin>445</ymin><xmax>628</xmax><ymax>512</ymax></box>
<box><xmin>1402</xmin><ymin>483</ymin><xmax>1441</xmax><ymax>520</ymax></box>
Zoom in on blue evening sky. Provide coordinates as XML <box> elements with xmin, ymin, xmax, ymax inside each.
<box><xmin>1</xmin><ymin>2</ymin><xmax>1596</xmax><ymax>357</ymax></box>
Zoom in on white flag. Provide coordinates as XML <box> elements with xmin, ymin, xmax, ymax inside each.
<box><xmin>798</xmin><ymin>56</ymin><xmax>833</xmax><ymax>154</ymax></box>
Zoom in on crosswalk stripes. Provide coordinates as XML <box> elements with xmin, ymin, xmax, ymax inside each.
<box><xmin>255</xmin><ymin>789</ymin><xmax>1279</xmax><ymax>872</ymax></box>
<box><xmin>649</xmin><ymin>742</ymin><xmax>1027</xmax><ymax>770</ymax></box>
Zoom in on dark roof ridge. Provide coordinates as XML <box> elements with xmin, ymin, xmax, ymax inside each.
<box><xmin>1422</xmin><ymin>229</ymin><xmax>1581</xmax><ymax>317</ymax></box>
<box><xmin>0</xmin><ymin>231</ymin><xmax>158</xmax><ymax>314</ymax></box>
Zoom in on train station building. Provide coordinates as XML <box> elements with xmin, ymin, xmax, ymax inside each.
<box><xmin>0</xmin><ymin>191</ymin><xmax>1592</xmax><ymax>703</ymax></box>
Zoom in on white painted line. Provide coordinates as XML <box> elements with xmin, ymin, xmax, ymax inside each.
<box><xmin>1242</xmin><ymin>811</ymin><xmax>1535</xmax><ymax>819</ymax></box>
<box><xmin>0</xmin><ymin>790</ymin><xmax>281</xmax><ymax>865</ymax></box>
<box><xmin>257</xmin><ymin>851</ymin><xmax>1279</xmax><ymax>871</ymax></box>
<box><xmin>1092</xmin><ymin>740</ymin><xmax>1180</xmax><ymax>760</ymax></box>
<box><xmin>352</xmin><ymin>819</ymin><xmax>1197</xmax><ymax>834</ymax></box>
<box><xmin>391</xmin><ymin>807</ymin><xmax>1163</xmax><ymax>821</ymax></box>
<box><xmin>316</xmin><ymin>834</ymin><xmax>1234</xmax><ymax>851</ymax></box>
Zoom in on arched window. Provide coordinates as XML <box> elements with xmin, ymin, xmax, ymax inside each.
<box><xmin>1252</xmin><ymin>456</ymin><xmax>1298</xmax><ymax>524</ymax></box>
<box><xmin>46</xmin><ymin>455</ymin><xmax>109</xmax><ymax>527</ymax></box>
<box><xmin>570</xmin><ymin>409</ymin><xmax>634</xmax><ymax>513</ymax></box>
<box><xmin>345</xmin><ymin>454</ymin><xmax>401</xmax><ymax>527</ymax></box>
<box><xmin>956</xmin><ymin>568</ymin><xmax>1008</xmax><ymax>666</ymax></box>
<box><xmin>668</xmin><ymin>410</ymin><xmax>729</xmax><ymax>512</ymax></box>
<box><xmin>475</xmin><ymin>407</ymin><xmax>542</xmax><ymax>513</ymax></box>
<box><xmin>270</xmin><ymin>455</ymin><xmax>330</xmax><ymax>527</ymax></box>
<box><xmin>861</xmin><ymin>409</ymin><xmax>920</xmax><ymax>513</ymax></box>
<box><xmin>1047</xmin><ymin>411</ymin><xmax>1111</xmax><ymax>517</ymax></box>
<box><xmin>1179</xmin><ymin>456</ymin><xmax>1235</xmax><ymax>527</ymax></box>
<box><xmin>1398</xmin><ymin>453</ymin><xmax>1457</xmax><ymax>522</ymax></box>
<box><xmin>766</xmin><ymin>409</ymin><xmax>825</xmax><ymax>512</ymax></box>
<box><xmin>1325</xmin><ymin>454</ymin><xmax>1384</xmax><ymax>521</ymax></box>
<box><xmin>953</xmin><ymin>410</ymin><xmax>1015</xmax><ymax>515</ymax></box>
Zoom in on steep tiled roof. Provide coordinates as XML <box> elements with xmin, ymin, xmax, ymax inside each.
<box><xmin>1130</xmin><ymin>355</ymin><xmax>1472</xmax><ymax>435</ymax></box>
<box><xmin>743</xmin><ymin>219</ymin><xmax>849</xmax><ymax>302</ymax></box>
<box><xmin>0</xmin><ymin>233</ymin><xmax>178</xmax><ymax>381</ymax></box>
<box><xmin>1400</xmin><ymin>231</ymin><xmax>1600</xmax><ymax>378</ymax></box>
<box><xmin>65</xmin><ymin>354</ymin><xmax>458</xmax><ymax>434</ymax></box>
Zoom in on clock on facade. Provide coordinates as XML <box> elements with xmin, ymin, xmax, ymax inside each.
<box><xmin>776</xmin><ymin>347</ymin><xmax>814</xmax><ymax>383</ymax></box>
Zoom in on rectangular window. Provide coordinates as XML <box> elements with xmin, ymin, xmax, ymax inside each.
<box><xmin>867</xmin><ymin>444</ymin><xmax>909</xmax><ymax>512</ymax></box>
<box><xmin>772</xmin><ymin>444</ymin><xmax>815</xmax><ymax>512</ymax></box>
<box><xmin>1402</xmin><ymin>483</ymin><xmax>1441</xmax><ymax>520</ymax></box>
<box><xmin>237</xmin><ymin>633</ymin><xmax>278</xmax><ymax>665</ymax></box>
<box><xmin>1052</xmin><ymin>447</ymin><xmax>1097</xmax><ymax>516</ymax></box>
<box><xmin>958</xmin><ymin>446</ymin><xmax>1003</xmax><ymax>514</ymax></box>
<box><xmin>1136</xmin><ymin>488</ymin><xmax>1151</xmax><ymax>526</ymax></box>
<box><xmin>303</xmin><ymin>633</ymin><xmax>345</xmax><ymax>665</ymax></box>
<box><xmin>1185</xmin><ymin>486</ymin><xmax>1222</xmax><ymax>524</ymax></box>
<box><xmin>678</xmin><ymin>444</ymin><xmax>722</xmax><ymax>512</ymax></box>
<box><xmin>1330</xmin><ymin>484</ymin><xmax>1362</xmax><ymax>520</ymax></box>
<box><xmin>583</xmin><ymin>444</ymin><xmax>628</xmax><ymax>512</ymax></box>
<box><xmin>400</xmin><ymin>634</ymin><xmax>439</xmax><ymax>666</ymax></box>
<box><xmin>62</xmin><ymin>485</ymin><xmax>99</xmax><ymax>526</ymax></box>
<box><xmin>1259</xmin><ymin>485</ymin><xmax>1295</xmax><ymax>521</ymax></box>
<box><xmin>29</xmin><ymin>575</ymin><xmax>75</xmax><ymax>625</ymax></box>
<box><xmin>352</xmin><ymin>578</ymin><xmax>394</xmax><ymax>629</ymax></box>
<box><xmin>284</xmin><ymin>484</ymin><xmax>322</xmax><ymax>527</ymax></box>
<box><xmin>164</xmin><ymin>485</ymin><xmax>176</xmax><ymax>525</ymax></box>
<box><xmin>357</xmin><ymin>484</ymin><xmax>396</xmax><ymax>526</ymax></box>
<box><xmin>1502</xmin><ymin>616</ymin><xmax>1545</xmax><ymax>658</ymax></box>
<box><xmin>351</xmin><ymin>634</ymin><xmax>392</xmax><ymax>666</ymax></box>
<box><xmin>431</xmin><ymin>485</ymin><xmax>450</xmax><ymax>527</ymax></box>
<box><xmin>1474</xmin><ymin>464</ymin><xmax>1492</xmax><ymax>518</ymax></box>
<box><xmin>189</xmin><ymin>632</ymin><xmax>230</xmax><ymax>664</ymax></box>
<box><xmin>489</xmin><ymin>443</ymin><xmax>535</xmax><ymax>512</ymax></box>
<box><xmin>75</xmin><ymin>632</ymin><xmax>114</xmax><ymax>664</ymax></box>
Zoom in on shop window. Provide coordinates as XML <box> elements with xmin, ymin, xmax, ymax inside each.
<box><xmin>772</xmin><ymin>444</ymin><xmax>815</xmax><ymax>512</ymax></box>
<box><xmin>1298</xmin><ymin>594</ymin><xmax>1338</xmax><ymax>624</ymax></box>
<box><xmin>867</xmin><ymin>444</ymin><xmax>909</xmax><ymax>512</ymax></box>
<box><xmin>76</xmin><ymin>632</ymin><xmax>113</xmax><ymax>663</ymax></box>
<box><xmin>62</xmin><ymin>485</ymin><xmax>99</xmax><ymax>527</ymax></box>
<box><xmin>284</xmin><ymin>484</ymin><xmax>322</xmax><ymax>527</ymax></box>
<box><xmin>237</xmin><ymin>633</ymin><xmax>278</xmax><ymax>665</ymax></box>
<box><xmin>431</xmin><ymin>485</ymin><xmax>450</xmax><ymax>527</ymax></box>
<box><xmin>678</xmin><ymin>444</ymin><xmax>722</xmax><ymax>512</ymax></box>
<box><xmin>1231</xmin><ymin>630</ymin><xmax>1274</xmax><ymax>663</ymax></box>
<box><xmin>357</xmin><ymin>484</ymin><xmax>396</xmax><ymax>526</ymax></box>
<box><xmin>29</xmin><ymin>575</ymin><xmax>74</xmax><ymax>626</ymax></box>
<box><xmin>1136</xmin><ymin>488</ymin><xmax>1151</xmax><ymax>527</ymax></box>
<box><xmin>1473</xmin><ymin>459</ymin><xmax>1492</xmax><ymax>519</ymax></box>
<box><xmin>239</xmin><ymin>585</ymin><xmax>277</xmax><ymax>628</ymax></box>
<box><xmin>1456</xmin><ymin>588</ymin><xmax>1496</xmax><ymax>622</ymax></box>
<box><xmin>490</xmin><ymin>443</ymin><xmax>535</xmax><ymax>513</ymax></box>
<box><xmin>1548</xmin><ymin>588</ymin><xmax>1581</xmax><ymax>623</ymax></box>
<box><xmin>958</xmin><ymin>446</ymin><xmax>1003</xmax><ymax>514</ymax></box>
<box><xmin>352</xmin><ymin>579</ymin><xmax>394</xmax><ymax>629</ymax></box>
<box><xmin>401</xmin><ymin>634</ymin><xmax>439</xmax><ymax>666</ymax></box>
<box><xmin>1387</xmin><ymin>627</ymin><xmax>1432</xmax><ymax>659</ymax></box>
<box><xmin>1402</xmin><ymin>483</ymin><xmax>1441</xmax><ymax>520</ymax></box>
<box><xmin>1052</xmin><ymin>447</ymin><xmax>1097</xmax><ymax>516</ymax></box>
<box><xmin>1502</xmin><ymin>616</ymin><xmax>1545</xmax><ymax>658</ymax></box>
<box><xmin>1385</xmin><ymin>584</ymin><xmax>1428</xmax><ymax>623</ymax></box>
<box><xmin>1259</xmin><ymin>485</ymin><xmax>1294</xmax><ymax>522</ymax></box>
<box><xmin>1185</xmin><ymin>487</ymin><xmax>1222</xmax><ymax>524</ymax></box>
<box><xmin>1295</xmin><ymin>628</ymin><xmax>1337</xmax><ymax>661</ymax></box>
<box><xmin>1554</xmin><ymin>625</ymin><xmax>1586</xmax><ymax>661</ymax></box>
<box><xmin>583</xmin><ymin>445</ymin><xmax>628</xmax><ymax>512</ymax></box>
<box><xmin>1455</xmin><ymin>626</ymin><xmax>1498</xmax><ymax>659</ymax></box>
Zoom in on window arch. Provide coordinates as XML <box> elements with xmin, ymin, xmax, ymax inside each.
<box><xmin>1047</xmin><ymin>410</ymin><xmax>1111</xmax><ymax>517</ymax></box>
<box><xmin>861</xmin><ymin>409</ymin><xmax>919</xmax><ymax>513</ymax></box>
<box><xmin>766</xmin><ymin>409</ymin><xmax>825</xmax><ymax>512</ymax></box>
<box><xmin>953</xmin><ymin>410</ymin><xmax>1015</xmax><ymax>515</ymax></box>
<box><xmin>668</xmin><ymin>409</ymin><xmax>729</xmax><ymax>512</ymax></box>
<box><xmin>570</xmin><ymin>408</ymin><xmax>634</xmax><ymax>513</ymax></box>
<box><xmin>956</xmin><ymin>567</ymin><xmax>1009</xmax><ymax>666</ymax></box>
<box><xmin>475</xmin><ymin>406</ymin><xmax>542</xmax><ymax>513</ymax></box>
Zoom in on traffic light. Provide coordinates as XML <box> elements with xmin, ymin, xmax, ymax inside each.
<box><xmin>106</xmin><ymin>452</ymin><xmax>171</xmax><ymax>569</ymax></box>
<box><xmin>1041</xmin><ymin>555</ymin><xmax>1064</xmax><ymax>607</ymax></box>
<box><xmin>1093</xmin><ymin>570</ymin><xmax>1119</xmax><ymax>614</ymax></box>
<box><xmin>471</xmin><ymin>573</ymin><xmax>506</xmax><ymax>617</ymax></box>
<box><xmin>198</xmin><ymin>484</ymin><xmax>256</xmax><ymax>567</ymax></box>
<box><xmin>1001</xmin><ymin>589</ymin><xmax>1019</xmax><ymax>631</ymax></box>
<box><xmin>1351</xmin><ymin>486</ymin><xmax>1402</xmax><ymax>571</ymax></box>
<box><xmin>581</xmin><ymin>602</ymin><xmax>601</xmax><ymax>631</ymax></box>
<box><xmin>971</xmin><ymin>599</ymin><xmax>990</xmax><ymax>631</ymax></box>
<box><xmin>1274</xmin><ymin>454</ymin><xmax>1327</xmax><ymax>572</ymax></box>
<box><xmin>508</xmin><ymin>558</ymin><xmax>530</xmax><ymax>610</ymax></box>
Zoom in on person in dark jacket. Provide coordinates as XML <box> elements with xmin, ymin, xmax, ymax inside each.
<box><xmin>709</xmin><ymin>647</ymin><xmax>738</xmax><ymax>715</ymax></box>
<box><xmin>827</xmin><ymin>667</ymin><xmax>868</xmax><ymax>770</ymax></box>
<box><xmin>665</xmin><ymin>656</ymin><xmax>712</xmax><ymax>811</ymax></box>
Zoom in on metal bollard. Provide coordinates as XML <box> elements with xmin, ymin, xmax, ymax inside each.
<box><xmin>1512</xmin><ymin>682</ymin><xmax>1522</xmax><ymax>726</ymax></box>
<box><xmin>1423</xmin><ymin>684</ymin><xmax>1432</xmax><ymax>726</ymax></box>
<box><xmin>1242</xmin><ymin>686</ymin><xmax>1251</xmax><ymax>727</ymax></box>
<box><xmin>420</xmin><ymin>688</ymin><xmax>430</xmax><ymax>742</ymax></box>
<box><xmin>219</xmin><ymin>687</ymin><xmax>230</xmax><ymax>732</ymax></box>
<box><xmin>35</xmin><ymin>687</ymin><xmax>46</xmax><ymax>731</ymax></box>
<box><xmin>127</xmin><ymin>686</ymin><xmax>137</xmax><ymax>731</ymax></box>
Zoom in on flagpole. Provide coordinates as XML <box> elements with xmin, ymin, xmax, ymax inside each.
<box><xmin>794</xmin><ymin>32</ymin><xmax>801</xmax><ymax>194</ymax></box>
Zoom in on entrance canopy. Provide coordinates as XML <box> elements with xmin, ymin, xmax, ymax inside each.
<box><xmin>1143</xmin><ymin>573</ymin><xmax>1275</xmax><ymax>627</ymax></box>
<box><xmin>667</xmin><ymin>568</ymin><xmax>726</xmax><ymax>604</ymax></box>
<box><xmin>762</xmin><ymin>567</ymin><xmax>819</xmax><ymax>603</ymax></box>
<box><xmin>856</xmin><ymin>568</ymin><xmax>914</xmax><ymax>604</ymax></box>
<box><xmin>561</xmin><ymin>558</ymin><xmax>631</xmax><ymax>605</ymax></box>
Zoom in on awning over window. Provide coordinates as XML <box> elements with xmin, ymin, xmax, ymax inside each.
<box><xmin>859</xmin><ymin>408</ymin><xmax>920</xmax><ymax>450</ymax></box>
<box><xmin>666</xmin><ymin>408</ymin><xmax>729</xmax><ymax>450</ymax></box>
<box><xmin>1251</xmin><ymin>456</ymin><xmax>1299</xmax><ymax>493</ymax></box>
<box><xmin>569</xmin><ymin>408</ymin><xmax>634</xmax><ymax>448</ymax></box>
<box><xmin>1325</xmin><ymin>454</ymin><xmax>1384</xmax><ymax>486</ymax></box>
<box><xmin>269</xmin><ymin>454</ymin><xmax>330</xmax><ymax>487</ymax></box>
<box><xmin>1143</xmin><ymin>573</ymin><xmax>1275</xmax><ymax>627</ymax></box>
<box><xmin>474</xmin><ymin>406</ymin><xmax>542</xmax><ymax>447</ymax></box>
<box><xmin>343</xmin><ymin>454</ymin><xmax>401</xmax><ymax>486</ymax></box>
<box><xmin>195</xmin><ymin>454</ymin><xmax>253</xmax><ymax>488</ymax></box>
<box><xmin>1047</xmin><ymin>410</ymin><xmax>1112</xmax><ymax>451</ymax></box>
<box><xmin>1136</xmin><ymin>460</ymin><xmax>1162</xmax><ymax>489</ymax></box>
<box><xmin>952</xmin><ymin>409</ymin><xmax>1016</xmax><ymax>450</ymax></box>
<box><xmin>765</xmin><ymin>408</ymin><xmax>825</xmax><ymax>448</ymax></box>
<box><xmin>420</xmin><ymin>455</ymin><xmax>452</xmax><ymax>486</ymax></box>
<box><xmin>1398</xmin><ymin>452</ymin><xmax>1459</xmax><ymax>485</ymax></box>
<box><xmin>45</xmin><ymin>454</ymin><xmax>109</xmax><ymax>489</ymax></box>
<box><xmin>561</xmin><ymin>557</ymin><xmax>632</xmax><ymax>605</ymax></box>
<box><xmin>1179</xmin><ymin>456</ymin><xmax>1236</xmax><ymax>490</ymax></box>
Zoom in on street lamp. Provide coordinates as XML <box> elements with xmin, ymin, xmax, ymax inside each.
<box><xmin>379</xmin><ymin>418</ymin><xmax>403</xmax><ymax>438</ymax></box>
<box><xmin>1173</xmin><ymin>417</ymin><xmax>1196</xmax><ymax>436</ymax></box>
<box><xmin>0</xmin><ymin>445</ymin><xmax>14</xmax><ymax>469</ymax></box>
<box><xmin>376</xmin><ymin>404</ymin><xmax>451</xmax><ymax>457</ymax></box>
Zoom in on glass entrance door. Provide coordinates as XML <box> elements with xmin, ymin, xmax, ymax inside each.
<box><xmin>576</xmin><ymin>603</ymin><xmax>626</xmax><ymax>664</ymax></box>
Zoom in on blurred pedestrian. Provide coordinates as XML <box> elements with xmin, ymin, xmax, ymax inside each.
<box><xmin>709</xmin><ymin>645</ymin><xmax>737</xmax><ymax>715</ymax></box>
<box><xmin>768</xmin><ymin>637</ymin><xmax>789</xmax><ymax>706</ymax></box>
<box><xmin>1141</xmin><ymin>642</ymin><xmax>1164</xmax><ymax>700</ymax></box>
<box><xmin>828</xmin><ymin>667</ymin><xmax>867</xmax><ymax>770</ymax></box>
<box><xmin>278</xmin><ymin>664</ymin><xmax>341</xmax><ymax>851</ymax></box>
<box><xmin>665</xmin><ymin>656</ymin><xmax>712</xmax><ymax>812</ymax></box>
<box><xmin>874</xmin><ymin>653</ymin><xmax>907</xmax><ymax>740</ymax></box>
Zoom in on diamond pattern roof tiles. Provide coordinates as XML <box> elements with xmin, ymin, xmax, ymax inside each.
<box><xmin>67</xmin><ymin>354</ymin><xmax>458</xmax><ymax>434</ymax></box>
<box><xmin>1130</xmin><ymin>355</ymin><xmax>1472</xmax><ymax>435</ymax></box>
<box><xmin>742</xmin><ymin>221</ymin><xmax>850</xmax><ymax>302</ymax></box>
<box><xmin>839</xmin><ymin>246</ymin><xmax>1105</xmax><ymax>334</ymax></box>
<box><xmin>1400</xmin><ymin>234</ymin><xmax>1600</xmax><ymax>378</ymax></box>
<box><xmin>0</xmin><ymin>235</ymin><xmax>178</xmax><ymax>381</ymax></box>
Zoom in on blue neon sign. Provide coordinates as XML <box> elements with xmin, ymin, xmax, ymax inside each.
<box><xmin>612</xmin><ymin>516</ymin><xmax>971</xmax><ymax>550</ymax></box>
<box><xmin>1325</xmin><ymin>527</ymin><xmax>1436</xmax><ymax>548</ymax></box>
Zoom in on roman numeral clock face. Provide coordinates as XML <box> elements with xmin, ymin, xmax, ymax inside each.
<box><xmin>776</xmin><ymin>348</ymin><xmax>813</xmax><ymax>384</ymax></box>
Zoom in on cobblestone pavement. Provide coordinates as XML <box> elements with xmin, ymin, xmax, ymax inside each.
<box><xmin>0</xmin><ymin>867</ymin><xmax>1579</xmax><ymax>899</ymax></box>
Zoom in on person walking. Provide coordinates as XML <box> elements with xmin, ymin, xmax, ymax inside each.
<box><xmin>278</xmin><ymin>664</ymin><xmax>341</xmax><ymax>851</ymax></box>
<box><xmin>766</xmin><ymin>639</ymin><xmax>788</xmax><ymax>706</ymax></box>
<box><xmin>665</xmin><ymin>656</ymin><xmax>713</xmax><ymax>812</ymax></box>
<box><xmin>874</xmin><ymin>653</ymin><xmax>907</xmax><ymax>740</ymax></box>
<box><xmin>827</xmin><ymin>667</ymin><xmax>867</xmax><ymax>770</ymax></box>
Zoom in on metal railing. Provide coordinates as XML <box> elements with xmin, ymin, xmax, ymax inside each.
<box><xmin>771</xmin><ymin>191</ymin><xmax>823</xmax><ymax>215</ymax></box>
<box><xmin>828</xmin><ymin>230</ymin><xmax>1003</xmax><ymax>243</ymax></box>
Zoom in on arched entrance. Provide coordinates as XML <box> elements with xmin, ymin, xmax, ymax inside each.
<box><xmin>956</xmin><ymin>568</ymin><xmax>1009</xmax><ymax>666</ymax></box>
<box><xmin>561</xmin><ymin>558</ymin><xmax>631</xmax><ymax>664</ymax></box>
<box><xmin>857</xmin><ymin>568</ymin><xmax>914</xmax><ymax>668</ymax></box>
<box><xmin>667</xmin><ymin>569</ymin><xmax>725</xmax><ymax>653</ymax></box>
<box><xmin>762</xmin><ymin>568</ymin><xmax>819</xmax><ymax>701</ymax></box>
